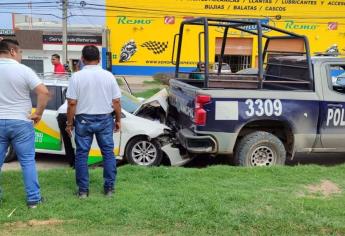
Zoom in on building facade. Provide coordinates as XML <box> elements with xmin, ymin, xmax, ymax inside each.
<box><xmin>106</xmin><ymin>0</ymin><xmax>345</xmax><ymax>75</ymax></box>
<box><xmin>1</xmin><ymin>15</ymin><xmax>104</xmax><ymax>74</ymax></box>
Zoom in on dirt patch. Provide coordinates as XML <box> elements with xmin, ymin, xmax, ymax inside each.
<box><xmin>301</xmin><ymin>180</ymin><xmax>341</xmax><ymax>197</ymax></box>
<box><xmin>5</xmin><ymin>218</ymin><xmax>65</xmax><ymax>228</ymax></box>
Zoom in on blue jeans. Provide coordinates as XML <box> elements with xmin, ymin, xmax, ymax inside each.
<box><xmin>0</xmin><ymin>119</ymin><xmax>41</xmax><ymax>204</ymax></box>
<box><xmin>74</xmin><ymin>114</ymin><xmax>117</xmax><ymax>193</ymax></box>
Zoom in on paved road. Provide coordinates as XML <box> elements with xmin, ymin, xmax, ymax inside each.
<box><xmin>2</xmin><ymin>154</ymin><xmax>68</xmax><ymax>171</ymax></box>
<box><xmin>2</xmin><ymin>153</ymin><xmax>345</xmax><ymax>171</ymax></box>
<box><xmin>184</xmin><ymin>153</ymin><xmax>345</xmax><ymax>168</ymax></box>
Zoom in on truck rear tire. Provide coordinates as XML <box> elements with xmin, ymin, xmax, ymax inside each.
<box><xmin>235</xmin><ymin>131</ymin><xmax>286</xmax><ymax>167</ymax></box>
<box><xmin>4</xmin><ymin>146</ymin><xmax>17</xmax><ymax>163</ymax></box>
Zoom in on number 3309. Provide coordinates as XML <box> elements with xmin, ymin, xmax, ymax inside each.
<box><xmin>245</xmin><ymin>99</ymin><xmax>282</xmax><ymax>117</ymax></box>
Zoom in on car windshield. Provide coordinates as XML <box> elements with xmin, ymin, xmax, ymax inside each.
<box><xmin>38</xmin><ymin>73</ymin><xmax>142</xmax><ymax>113</ymax></box>
<box><xmin>121</xmin><ymin>90</ymin><xmax>141</xmax><ymax>113</ymax></box>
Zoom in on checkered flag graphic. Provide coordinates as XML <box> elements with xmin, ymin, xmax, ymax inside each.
<box><xmin>140</xmin><ymin>41</ymin><xmax>168</xmax><ymax>54</ymax></box>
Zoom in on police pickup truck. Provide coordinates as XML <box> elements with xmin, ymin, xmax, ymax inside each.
<box><xmin>167</xmin><ymin>17</ymin><xmax>345</xmax><ymax>166</ymax></box>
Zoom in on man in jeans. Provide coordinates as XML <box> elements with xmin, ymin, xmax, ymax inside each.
<box><xmin>0</xmin><ymin>39</ymin><xmax>50</xmax><ymax>208</ymax></box>
<box><xmin>66</xmin><ymin>45</ymin><xmax>121</xmax><ymax>198</ymax></box>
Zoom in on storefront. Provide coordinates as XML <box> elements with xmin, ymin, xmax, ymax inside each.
<box><xmin>106</xmin><ymin>0</ymin><xmax>345</xmax><ymax>75</ymax></box>
<box><xmin>41</xmin><ymin>34</ymin><xmax>102</xmax><ymax>73</ymax></box>
<box><xmin>1</xmin><ymin>28</ymin><xmax>102</xmax><ymax>74</ymax></box>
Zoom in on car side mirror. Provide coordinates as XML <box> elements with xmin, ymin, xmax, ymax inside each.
<box><xmin>336</xmin><ymin>77</ymin><xmax>345</xmax><ymax>87</ymax></box>
<box><xmin>333</xmin><ymin>76</ymin><xmax>345</xmax><ymax>93</ymax></box>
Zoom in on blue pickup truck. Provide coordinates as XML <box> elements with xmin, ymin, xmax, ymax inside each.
<box><xmin>167</xmin><ymin>17</ymin><xmax>345</xmax><ymax>166</ymax></box>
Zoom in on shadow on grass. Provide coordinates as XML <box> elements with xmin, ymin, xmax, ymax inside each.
<box><xmin>184</xmin><ymin>153</ymin><xmax>345</xmax><ymax>168</ymax></box>
<box><xmin>7</xmin><ymin>152</ymin><xmax>345</xmax><ymax>171</ymax></box>
<box><xmin>286</xmin><ymin>153</ymin><xmax>345</xmax><ymax>166</ymax></box>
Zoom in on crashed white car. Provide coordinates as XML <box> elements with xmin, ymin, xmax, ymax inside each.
<box><xmin>5</xmin><ymin>77</ymin><xmax>190</xmax><ymax>166</ymax></box>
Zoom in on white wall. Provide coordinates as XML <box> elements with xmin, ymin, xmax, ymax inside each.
<box><xmin>22</xmin><ymin>44</ymin><xmax>102</xmax><ymax>74</ymax></box>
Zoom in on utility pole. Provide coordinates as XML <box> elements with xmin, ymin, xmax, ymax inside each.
<box><xmin>62</xmin><ymin>0</ymin><xmax>68</xmax><ymax>65</ymax></box>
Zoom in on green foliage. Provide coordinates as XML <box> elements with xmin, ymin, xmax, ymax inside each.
<box><xmin>152</xmin><ymin>73</ymin><xmax>173</xmax><ymax>85</ymax></box>
<box><xmin>143</xmin><ymin>80</ymin><xmax>162</xmax><ymax>85</ymax></box>
<box><xmin>133</xmin><ymin>88</ymin><xmax>161</xmax><ymax>99</ymax></box>
<box><xmin>1</xmin><ymin>165</ymin><xmax>345</xmax><ymax>235</ymax></box>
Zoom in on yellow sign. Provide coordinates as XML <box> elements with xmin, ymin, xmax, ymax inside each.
<box><xmin>106</xmin><ymin>0</ymin><xmax>345</xmax><ymax>75</ymax></box>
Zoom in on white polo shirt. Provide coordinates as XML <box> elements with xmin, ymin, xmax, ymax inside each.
<box><xmin>57</xmin><ymin>100</ymin><xmax>67</xmax><ymax>114</ymax></box>
<box><xmin>66</xmin><ymin>65</ymin><xmax>121</xmax><ymax>115</ymax></box>
<box><xmin>0</xmin><ymin>58</ymin><xmax>42</xmax><ymax>121</ymax></box>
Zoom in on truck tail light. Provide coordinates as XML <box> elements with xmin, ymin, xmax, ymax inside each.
<box><xmin>194</xmin><ymin>95</ymin><xmax>211</xmax><ymax>126</ymax></box>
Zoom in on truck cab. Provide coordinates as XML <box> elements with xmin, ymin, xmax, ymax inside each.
<box><xmin>168</xmin><ymin>17</ymin><xmax>345</xmax><ymax>166</ymax></box>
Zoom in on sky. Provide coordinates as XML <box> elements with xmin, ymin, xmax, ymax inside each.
<box><xmin>0</xmin><ymin>0</ymin><xmax>105</xmax><ymax>29</ymax></box>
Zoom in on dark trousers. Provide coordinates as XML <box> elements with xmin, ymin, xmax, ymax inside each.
<box><xmin>57</xmin><ymin>113</ymin><xmax>75</xmax><ymax>167</ymax></box>
<box><xmin>74</xmin><ymin>114</ymin><xmax>116</xmax><ymax>193</ymax></box>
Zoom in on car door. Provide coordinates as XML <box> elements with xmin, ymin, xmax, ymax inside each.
<box><xmin>320</xmin><ymin>62</ymin><xmax>345</xmax><ymax>150</ymax></box>
<box><xmin>31</xmin><ymin>86</ymin><xmax>62</xmax><ymax>151</ymax></box>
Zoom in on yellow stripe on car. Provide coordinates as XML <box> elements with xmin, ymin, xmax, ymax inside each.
<box><xmin>31</xmin><ymin>109</ymin><xmax>60</xmax><ymax>139</ymax></box>
<box><xmin>35</xmin><ymin>120</ymin><xmax>60</xmax><ymax>140</ymax></box>
<box><xmin>89</xmin><ymin>147</ymin><xmax>120</xmax><ymax>156</ymax></box>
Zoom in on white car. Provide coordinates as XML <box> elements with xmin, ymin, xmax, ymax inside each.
<box><xmin>5</xmin><ymin>77</ymin><xmax>190</xmax><ymax>167</ymax></box>
<box><xmin>212</xmin><ymin>62</ymin><xmax>232</xmax><ymax>73</ymax></box>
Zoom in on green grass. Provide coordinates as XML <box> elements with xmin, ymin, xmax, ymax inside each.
<box><xmin>1</xmin><ymin>165</ymin><xmax>345</xmax><ymax>235</ymax></box>
<box><xmin>133</xmin><ymin>88</ymin><xmax>161</xmax><ymax>99</ymax></box>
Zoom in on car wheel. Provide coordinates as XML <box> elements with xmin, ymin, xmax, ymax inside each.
<box><xmin>4</xmin><ymin>146</ymin><xmax>17</xmax><ymax>163</ymax></box>
<box><xmin>125</xmin><ymin>137</ymin><xmax>162</xmax><ymax>166</ymax></box>
<box><xmin>235</xmin><ymin>131</ymin><xmax>286</xmax><ymax>167</ymax></box>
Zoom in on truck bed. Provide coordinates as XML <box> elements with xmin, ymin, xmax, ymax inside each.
<box><xmin>176</xmin><ymin>56</ymin><xmax>313</xmax><ymax>91</ymax></box>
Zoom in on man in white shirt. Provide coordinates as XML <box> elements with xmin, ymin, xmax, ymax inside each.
<box><xmin>0</xmin><ymin>39</ymin><xmax>50</xmax><ymax>208</ymax></box>
<box><xmin>66</xmin><ymin>45</ymin><xmax>121</xmax><ymax>198</ymax></box>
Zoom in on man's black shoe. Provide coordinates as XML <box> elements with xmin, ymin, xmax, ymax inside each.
<box><xmin>27</xmin><ymin>197</ymin><xmax>44</xmax><ymax>209</ymax></box>
<box><xmin>77</xmin><ymin>191</ymin><xmax>89</xmax><ymax>199</ymax></box>
<box><xmin>104</xmin><ymin>189</ymin><xmax>115</xmax><ymax>197</ymax></box>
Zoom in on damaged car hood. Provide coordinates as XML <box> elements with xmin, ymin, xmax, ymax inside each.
<box><xmin>133</xmin><ymin>88</ymin><xmax>168</xmax><ymax>115</ymax></box>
